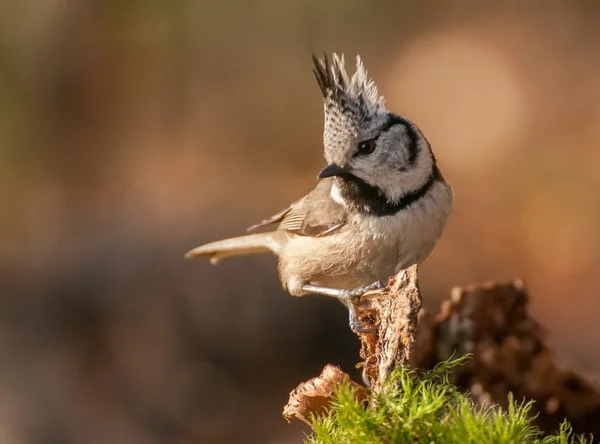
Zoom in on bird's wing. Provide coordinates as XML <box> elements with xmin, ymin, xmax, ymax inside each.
<box><xmin>246</xmin><ymin>206</ymin><xmax>294</xmax><ymax>232</ymax></box>
<box><xmin>246</xmin><ymin>179</ymin><xmax>347</xmax><ymax>237</ymax></box>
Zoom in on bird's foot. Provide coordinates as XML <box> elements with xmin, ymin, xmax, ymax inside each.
<box><xmin>344</xmin><ymin>281</ymin><xmax>385</xmax><ymax>302</ymax></box>
<box><xmin>340</xmin><ymin>281</ymin><xmax>384</xmax><ymax>334</ymax></box>
<box><xmin>348</xmin><ymin>307</ymin><xmax>376</xmax><ymax>334</ymax></box>
<box><xmin>301</xmin><ymin>280</ymin><xmax>385</xmax><ymax>334</ymax></box>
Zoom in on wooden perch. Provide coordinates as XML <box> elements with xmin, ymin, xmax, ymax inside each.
<box><xmin>354</xmin><ymin>264</ymin><xmax>421</xmax><ymax>389</ymax></box>
<box><xmin>283</xmin><ymin>265</ymin><xmax>421</xmax><ymax>423</ymax></box>
<box><xmin>283</xmin><ymin>270</ymin><xmax>600</xmax><ymax>436</ymax></box>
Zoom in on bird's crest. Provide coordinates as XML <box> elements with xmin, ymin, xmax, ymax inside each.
<box><xmin>312</xmin><ymin>53</ymin><xmax>385</xmax><ymax>122</ymax></box>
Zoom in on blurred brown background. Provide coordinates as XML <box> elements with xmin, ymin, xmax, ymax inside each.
<box><xmin>2</xmin><ymin>1</ymin><xmax>600</xmax><ymax>443</ymax></box>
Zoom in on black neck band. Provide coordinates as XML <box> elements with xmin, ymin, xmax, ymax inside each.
<box><xmin>338</xmin><ymin>165</ymin><xmax>441</xmax><ymax>217</ymax></box>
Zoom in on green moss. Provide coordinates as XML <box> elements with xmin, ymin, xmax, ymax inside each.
<box><xmin>306</xmin><ymin>357</ymin><xmax>591</xmax><ymax>444</ymax></box>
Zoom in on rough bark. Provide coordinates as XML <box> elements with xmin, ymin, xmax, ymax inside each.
<box><xmin>354</xmin><ymin>264</ymin><xmax>421</xmax><ymax>389</ymax></box>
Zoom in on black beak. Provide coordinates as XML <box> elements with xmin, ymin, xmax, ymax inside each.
<box><xmin>318</xmin><ymin>163</ymin><xmax>346</xmax><ymax>179</ymax></box>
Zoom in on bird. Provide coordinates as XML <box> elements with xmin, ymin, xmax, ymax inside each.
<box><xmin>185</xmin><ymin>53</ymin><xmax>453</xmax><ymax>333</ymax></box>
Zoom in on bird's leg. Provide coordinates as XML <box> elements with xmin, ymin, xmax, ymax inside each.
<box><xmin>302</xmin><ymin>281</ymin><xmax>384</xmax><ymax>333</ymax></box>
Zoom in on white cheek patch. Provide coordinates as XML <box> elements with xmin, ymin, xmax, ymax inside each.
<box><xmin>330</xmin><ymin>182</ymin><xmax>348</xmax><ymax>206</ymax></box>
<box><xmin>378</xmin><ymin>146</ymin><xmax>434</xmax><ymax>204</ymax></box>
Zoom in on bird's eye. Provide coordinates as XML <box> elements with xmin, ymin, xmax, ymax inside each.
<box><xmin>356</xmin><ymin>140</ymin><xmax>376</xmax><ymax>156</ymax></box>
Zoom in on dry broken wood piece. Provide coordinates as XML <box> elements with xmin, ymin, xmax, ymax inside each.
<box><xmin>282</xmin><ymin>364</ymin><xmax>368</xmax><ymax>426</ymax></box>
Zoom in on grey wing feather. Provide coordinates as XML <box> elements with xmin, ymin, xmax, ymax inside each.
<box><xmin>246</xmin><ymin>206</ymin><xmax>293</xmax><ymax>232</ymax></box>
<box><xmin>278</xmin><ymin>208</ymin><xmax>306</xmax><ymax>232</ymax></box>
<box><xmin>279</xmin><ymin>179</ymin><xmax>347</xmax><ymax>237</ymax></box>
<box><xmin>246</xmin><ymin>179</ymin><xmax>347</xmax><ymax>237</ymax></box>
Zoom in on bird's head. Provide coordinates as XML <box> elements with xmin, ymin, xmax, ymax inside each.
<box><xmin>313</xmin><ymin>53</ymin><xmax>437</xmax><ymax>207</ymax></box>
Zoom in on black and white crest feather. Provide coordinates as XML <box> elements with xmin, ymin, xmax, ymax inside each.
<box><xmin>312</xmin><ymin>52</ymin><xmax>384</xmax><ymax>121</ymax></box>
<box><xmin>312</xmin><ymin>53</ymin><xmax>387</xmax><ymax>162</ymax></box>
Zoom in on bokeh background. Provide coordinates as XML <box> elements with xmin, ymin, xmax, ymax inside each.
<box><xmin>2</xmin><ymin>1</ymin><xmax>600</xmax><ymax>443</ymax></box>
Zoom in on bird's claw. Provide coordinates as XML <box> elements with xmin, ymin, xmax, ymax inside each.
<box><xmin>345</xmin><ymin>281</ymin><xmax>385</xmax><ymax>302</ymax></box>
<box><xmin>344</xmin><ymin>282</ymin><xmax>383</xmax><ymax>334</ymax></box>
<box><xmin>349</xmin><ymin>314</ymin><xmax>377</xmax><ymax>334</ymax></box>
<box><xmin>363</xmin><ymin>280</ymin><xmax>385</xmax><ymax>292</ymax></box>
<box><xmin>301</xmin><ymin>281</ymin><xmax>384</xmax><ymax>334</ymax></box>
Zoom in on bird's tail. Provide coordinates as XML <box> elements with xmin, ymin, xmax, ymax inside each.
<box><xmin>184</xmin><ymin>232</ymin><xmax>285</xmax><ymax>264</ymax></box>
